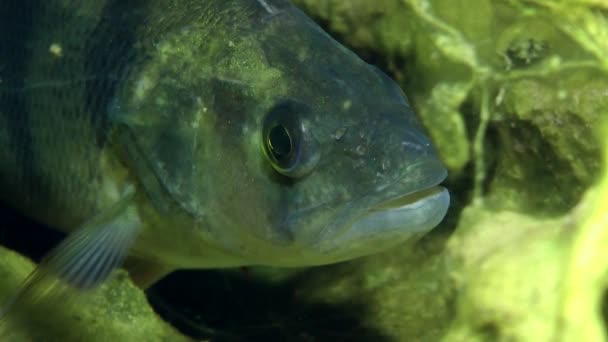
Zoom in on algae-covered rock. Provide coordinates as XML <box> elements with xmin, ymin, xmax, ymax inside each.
<box><xmin>0</xmin><ymin>246</ymin><xmax>191</xmax><ymax>342</ymax></box>
<box><xmin>442</xmin><ymin>142</ymin><xmax>608</xmax><ymax>342</ymax></box>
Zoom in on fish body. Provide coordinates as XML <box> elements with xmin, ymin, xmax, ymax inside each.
<box><xmin>0</xmin><ymin>0</ymin><xmax>449</xmax><ymax>292</ymax></box>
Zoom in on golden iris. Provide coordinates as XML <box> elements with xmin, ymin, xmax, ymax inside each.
<box><xmin>267</xmin><ymin>124</ymin><xmax>293</xmax><ymax>165</ymax></box>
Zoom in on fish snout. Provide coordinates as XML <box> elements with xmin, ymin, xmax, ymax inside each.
<box><xmin>342</xmin><ymin>111</ymin><xmax>437</xmax><ymax>171</ymax></box>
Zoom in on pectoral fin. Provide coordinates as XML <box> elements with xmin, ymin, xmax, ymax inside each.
<box><xmin>0</xmin><ymin>187</ymin><xmax>141</xmax><ymax>332</ymax></box>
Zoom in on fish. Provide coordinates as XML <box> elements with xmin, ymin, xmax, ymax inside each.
<box><xmin>0</xmin><ymin>0</ymin><xmax>449</xmax><ymax>322</ymax></box>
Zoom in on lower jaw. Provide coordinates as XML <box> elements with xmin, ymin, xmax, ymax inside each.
<box><xmin>348</xmin><ymin>186</ymin><xmax>450</xmax><ymax>236</ymax></box>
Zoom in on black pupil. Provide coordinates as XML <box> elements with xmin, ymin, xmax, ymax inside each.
<box><xmin>268</xmin><ymin>125</ymin><xmax>292</xmax><ymax>160</ymax></box>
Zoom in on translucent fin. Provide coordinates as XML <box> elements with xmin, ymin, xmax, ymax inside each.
<box><xmin>0</xmin><ymin>188</ymin><xmax>140</xmax><ymax>335</ymax></box>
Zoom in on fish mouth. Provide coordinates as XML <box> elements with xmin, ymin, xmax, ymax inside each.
<box><xmin>340</xmin><ymin>175</ymin><xmax>450</xmax><ymax>247</ymax></box>
<box><xmin>374</xmin><ymin>186</ymin><xmax>447</xmax><ymax>212</ymax></box>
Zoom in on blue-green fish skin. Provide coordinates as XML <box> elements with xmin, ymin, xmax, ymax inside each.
<box><xmin>0</xmin><ymin>0</ymin><xmax>449</xmax><ymax>280</ymax></box>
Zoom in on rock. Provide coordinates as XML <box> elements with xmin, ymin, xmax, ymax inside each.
<box><xmin>0</xmin><ymin>247</ymin><xmax>191</xmax><ymax>342</ymax></box>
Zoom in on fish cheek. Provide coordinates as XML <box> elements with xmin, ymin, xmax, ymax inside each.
<box><xmin>204</xmin><ymin>143</ymin><xmax>289</xmax><ymax>248</ymax></box>
<box><xmin>203</xmin><ymin>88</ymin><xmax>289</xmax><ymax>246</ymax></box>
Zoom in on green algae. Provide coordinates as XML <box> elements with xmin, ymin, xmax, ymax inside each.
<box><xmin>0</xmin><ymin>247</ymin><xmax>191</xmax><ymax>342</ymax></box>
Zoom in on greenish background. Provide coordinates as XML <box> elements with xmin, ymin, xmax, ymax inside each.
<box><xmin>1</xmin><ymin>0</ymin><xmax>608</xmax><ymax>341</ymax></box>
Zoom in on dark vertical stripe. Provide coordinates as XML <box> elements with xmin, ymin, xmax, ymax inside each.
<box><xmin>0</xmin><ymin>1</ymin><xmax>42</xmax><ymax>196</ymax></box>
<box><xmin>84</xmin><ymin>0</ymin><xmax>150</xmax><ymax>147</ymax></box>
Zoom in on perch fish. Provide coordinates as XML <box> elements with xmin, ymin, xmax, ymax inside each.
<box><xmin>0</xmin><ymin>0</ymin><xmax>449</xmax><ymax>315</ymax></box>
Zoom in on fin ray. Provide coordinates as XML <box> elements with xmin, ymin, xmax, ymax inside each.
<box><xmin>0</xmin><ymin>187</ymin><xmax>140</xmax><ymax>334</ymax></box>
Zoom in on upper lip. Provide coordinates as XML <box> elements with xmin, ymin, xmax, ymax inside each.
<box><xmin>371</xmin><ymin>186</ymin><xmax>445</xmax><ymax>211</ymax></box>
<box><xmin>364</xmin><ymin>159</ymin><xmax>448</xmax><ymax>210</ymax></box>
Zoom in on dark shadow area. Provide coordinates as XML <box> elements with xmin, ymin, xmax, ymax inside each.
<box><xmin>492</xmin><ymin>119</ymin><xmax>588</xmax><ymax>215</ymax></box>
<box><xmin>602</xmin><ymin>288</ymin><xmax>608</xmax><ymax>339</ymax></box>
<box><xmin>0</xmin><ymin>202</ymin><xmax>63</xmax><ymax>262</ymax></box>
<box><xmin>149</xmin><ymin>269</ymin><xmax>392</xmax><ymax>342</ymax></box>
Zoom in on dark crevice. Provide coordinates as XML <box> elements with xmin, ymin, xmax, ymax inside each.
<box><xmin>477</xmin><ymin>322</ymin><xmax>501</xmax><ymax>341</ymax></box>
<box><xmin>149</xmin><ymin>269</ymin><xmax>392</xmax><ymax>342</ymax></box>
<box><xmin>492</xmin><ymin>118</ymin><xmax>587</xmax><ymax>215</ymax></box>
<box><xmin>0</xmin><ymin>202</ymin><xmax>63</xmax><ymax>263</ymax></box>
<box><xmin>602</xmin><ymin>288</ymin><xmax>608</xmax><ymax>339</ymax></box>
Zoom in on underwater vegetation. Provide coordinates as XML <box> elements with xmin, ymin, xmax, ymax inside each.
<box><xmin>1</xmin><ymin>0</ymin><xmax>607</xmax><ymax>341</ymax></box>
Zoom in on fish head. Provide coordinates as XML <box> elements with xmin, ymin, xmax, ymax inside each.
<box><xmin>115</xmin><ymin>1</ymin><xmax>449</xmax><ymax>267</ymax></box>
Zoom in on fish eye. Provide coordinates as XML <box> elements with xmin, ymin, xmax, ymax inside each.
<box><xmin>262</xmin><ymin>100</ymin><xmax>320</xmax><ymax>178</ymax></box>
<box><xmin>267</xmin><ymin>124</ymin><xmax>294</xmax><ymax>165</ymax></box>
